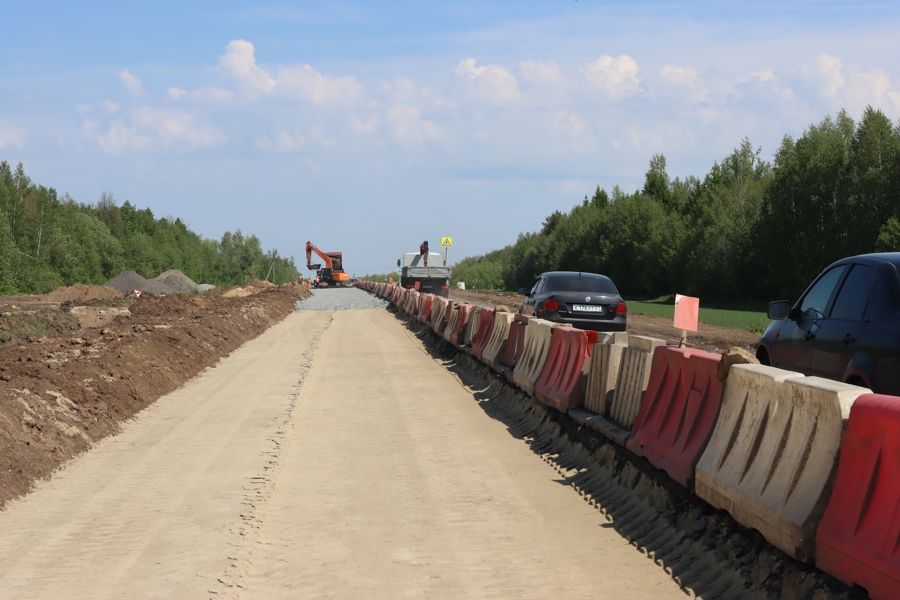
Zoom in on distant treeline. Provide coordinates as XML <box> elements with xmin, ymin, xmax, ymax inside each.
<box><xmin>0</xmin><ymin>161</ymin><xmax>299</xmax><ymax>295</ymax></box>
<box><xmin>452</xmin><ymin>107</ymin><xmax>900</xmax><ymax>304</ymax></box>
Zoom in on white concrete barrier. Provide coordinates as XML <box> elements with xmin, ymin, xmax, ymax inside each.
<box><xmin>512</xmin><ymin>318</ymin><xmax>556</xmax><ymax>397</ymax></box>
<box><xmin>695</xmin><ymin>364</ymin><xmax>868</xmax><ymax>563</ymax></box>
<box><xmin>481</xmin><ymin>312</ymin><xmax>515</xmax><ymax>367</ymax></box>
<box><xmin>431</xmin><ymin>297</ymin><xmax>449</xmax><ymax>334</ymax></box>
<box><xmin>443</xmin><ymin>303</ymin><xmax>461</xmax><ymax>342</ymax></box>
<box><xmin>463</xmin><ymin>307</ymin><xmax>484</xmax><ymax>347</ymax></box>
<box><xmin>583</xmin><ymin>332</ymin><xmax>628</xmax><ymax>414</ymax></box>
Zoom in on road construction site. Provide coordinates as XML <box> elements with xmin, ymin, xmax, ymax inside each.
<box><xmin>0</xmin><ymin>286</ymin><xmax>870</xmax><ymax>598</ymax></box>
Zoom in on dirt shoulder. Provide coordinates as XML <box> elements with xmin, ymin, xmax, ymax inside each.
<box><xmin>0</xmin><ymin>284</ymin><xmax>309</xmax><ymax>509</ymax></box>
<box><xmin>449</xmin><ymin>288</ymin><xmax>759</xmax><ymax>353</ymax></box>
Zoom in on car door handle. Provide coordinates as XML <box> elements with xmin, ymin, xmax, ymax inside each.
<box><xmin>843</xmin><ymin>334</ymin><xmax>857</xmax><ymax>345</ymax></box>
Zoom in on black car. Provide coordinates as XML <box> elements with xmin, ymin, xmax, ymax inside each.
<box><xmin>756</xmin><ymin>252</ymin><xmax>900</xmax><ymax>395</ymax></box>
<box><xmin>518</xmin><ymin>271</ymin><xmax>627</xmax><ymax>332</ymax></box>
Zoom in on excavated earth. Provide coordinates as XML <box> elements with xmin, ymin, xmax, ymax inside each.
<box><xmin>0</xmin><ymin>283</ymin><xmax>309</xmax><ymax>508</ymax></box>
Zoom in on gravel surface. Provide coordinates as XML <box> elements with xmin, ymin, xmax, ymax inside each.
<box><xmin>295</xmin><ymin>287</ymin><xmax>390</xmax><ymax>311</ymax></box>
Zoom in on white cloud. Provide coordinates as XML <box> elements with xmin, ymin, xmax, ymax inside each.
<box><xmin>189</xmin><ymin>87</ymin><xmax>236</xmax><ymax>103</ymax></box>
<box><xmin>275</xmin><ymin>64</ymin><xmax>363</xmax><ymax>107</ymax></box>
<box><xmin>117</xmin><ymin>69</ymin><xmax>144</xmax><ymax>96</ymax></box>
<box><xmin>101</xmin><ymin>100</ymin><xmax>120</xmax><ymax>114</ymax></box>
<box><xmin>553</xmin><ymin>110</ymin><xmax>584</xmax><ymax>136</ymax></box>
<box><xmin>802</xmin><ymin>53</ymin><xmax>900</xmax><ymax>114</ymax></box>
<box><xmin>87</xmin><ymin>107</ymin><xmax>226</xmax><ymax>154</ymax></box>
<box><xmin>581</xmin><ymin>55</ymin><xmax>641</xmax><ymax>99</ymax></box>
<box><xmin>658</xmin><ymin>64</ymin><xmax>709</xmax><ymax>103</ymax></box>
<box><xmin>256</xmin><ymin>131</ymin><xmax>305</xmax><ymax>153</ymax></box>
<box><xmin>93</xmin><ymin>121</ymin><xmax>153</xmax><ymax>154</ymax></box>
<box><xmin>814</xmin><ymin>53</ymin><xmax>845</xmax><ymax>99</ymax></box>
<box><xmin>455</xmin><ymin>58</ymin><xmax>521</xmax><ymax>106</ymax></box>
<box><xmin>519</xmin><ymin>60</ymin><xmax>564</xmax><ymax>85</ymax></box>
<box><xmin>218</xmin><ymin>39</ymin><xmax>276</xmax><ymax>95</ymax></box>
<box><xmin>386</xmin><ymin>104</ymin><xmax>443</xmax><ymax>144</ymax></box>
<box><xmin>215</xmin><ymin>39</ymin><xmax>363</xmax><ymax>107</ymax></box>
<box><xmin>0</xmin><ymin>121</ymin><xmax>27</xmax><ymax>148</ymax></box>
<box><xmin>350</xmin><ymin>114</ymin><xmax>381</xmax><ymax>133</ymax></box>
<box><xmin>168</xmin><ymin>87</ymin><xmax>187</xmax><ymax>100</ymax></box>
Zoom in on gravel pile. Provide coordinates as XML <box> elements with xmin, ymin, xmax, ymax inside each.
<box><xmin>154</xmin><ymin>270</ymin><xmax>199</xmax><ymax>293</ymax></box>
<box><xmin>295</xmin><ymin>287</ymin><xmax>389</xmax><ymax>311</ymax></box>
<box><xmin>104</xmin><ymin>271</ymin><xmax>174</xmax><ymax>295</ymax></box>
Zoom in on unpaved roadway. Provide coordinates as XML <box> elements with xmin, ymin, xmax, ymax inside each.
<box><xmin>0</xmin><ymin>308</ymin><xmax>685</xmax><ymax>599</ymax></box>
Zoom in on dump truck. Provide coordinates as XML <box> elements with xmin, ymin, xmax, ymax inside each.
<box><xmin>398</xmin><ymin>241</ymin><xmax>451</xmax><ymax>298</ymax></box>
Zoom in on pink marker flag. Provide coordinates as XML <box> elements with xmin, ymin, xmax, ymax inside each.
<box><xmin>674</xmin><ymin>294</ymin><xmax>699</xmax><ymax>332</ymax></box>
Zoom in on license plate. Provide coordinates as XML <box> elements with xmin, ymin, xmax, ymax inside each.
<box><xmin>572</xmin><ymin>304</ymin><xmax>603</xmax><ymax>313</ymax></box>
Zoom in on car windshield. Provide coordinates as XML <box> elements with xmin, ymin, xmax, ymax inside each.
<box><xmin>547</xmin><ymin>274</ymin><xmax>617</xmax><ymax>294</ymax></box>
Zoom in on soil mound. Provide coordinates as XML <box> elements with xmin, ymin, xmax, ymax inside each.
<box><xmin>222</xmin><ymin>287</ymin><xmax>253</xmax><ymax>298</ymax></box>
<box><xmin>104</xmin><ymin>271</ymin><xmax>173</xmax><ymax>296</ymax></box>
<box><xmin>243</xmin><ymin>279</ymin><xmax>276</xmax><ymax>289</ymax></box>
<box><xmin>153</xmin><ymin>270</ymin><xmax>199</xmax><ymax>294</ymax></box>
<box><xmin>44</xmin><ymin>284</ymin><xmax>123</xmax><ymax>303</ymax></box>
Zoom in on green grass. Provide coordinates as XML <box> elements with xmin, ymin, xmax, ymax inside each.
<box><xmin>628</xmin><ymin>300</ymin><xmax>770</xmax><ymax>334</ymax></box>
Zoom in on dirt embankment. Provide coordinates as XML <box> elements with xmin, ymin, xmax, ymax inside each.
<box><xmin>0</xmin><ymin>284</ymin><xmax>309</xmax><ymax>509</ymax></box>
<box><xmin>449</xmin><ymin>289</ymin><xmax>759</xmax><ymax>353</ymax></box>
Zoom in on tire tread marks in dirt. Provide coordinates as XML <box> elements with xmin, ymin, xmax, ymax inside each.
<box><xmin>210</xmin><ymin>314</ymin><xmax>334</xmax><ymax>599</ymax></box>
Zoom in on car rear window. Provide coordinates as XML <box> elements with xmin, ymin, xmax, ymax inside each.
<box><xmin>547</xmin><ymin>274</ymin><xmax>618</xmax><ymax>294</ymax></box>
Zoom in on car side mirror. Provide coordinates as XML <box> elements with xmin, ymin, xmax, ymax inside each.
<box><xmin>518</xmin><ymin>288</ymin><xmax>529</xmax><ymax>296</ymax></box>
<box><xmin>767</xmin><ymin>300</ymin><xmax>791</xmax><ymax>320</ymax></box>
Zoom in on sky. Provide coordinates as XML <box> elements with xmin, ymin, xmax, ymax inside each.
<box><xmin>2</xmin><ymin>1</ymin><xmax>899</xmax><ymax>277</ymax></box>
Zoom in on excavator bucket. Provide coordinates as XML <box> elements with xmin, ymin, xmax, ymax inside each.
<box><xmin>308</xmin><ymin>263</ymin><xmax>322</xmax><ymax>270</ymax></box>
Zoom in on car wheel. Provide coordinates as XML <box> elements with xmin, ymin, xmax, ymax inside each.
<box><xmin>756</xmin><ymin>347</ymin><xmax>771</xmax><ymax>366</ymax></box>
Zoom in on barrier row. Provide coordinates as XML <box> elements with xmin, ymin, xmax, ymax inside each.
<box><xmin>357</xmin><ymin>281</ymin><xmax>900</xmax><ymax>599</ymax></box>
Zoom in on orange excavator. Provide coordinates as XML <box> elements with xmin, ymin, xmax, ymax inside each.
<box><xmin>306</xmin><ymin>241</ymin><xmax>350</xmax><ymax>287</ymax></box>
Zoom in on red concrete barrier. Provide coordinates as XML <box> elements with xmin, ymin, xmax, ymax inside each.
<box><xmin>497</xmin><ymin>314</ymin><xmax>531</xmax><ymax>374</ymax></box>
<box><xmin>449</xmin><ymin>304</ymin><xmax>473</xmax><ymax>346</ymax></box>
<box><xmin>626</xmin><ymin>346</ymin><xmax>724</xmax><ymax>488</ymax></box>
<box><xmin>817</xmin><ymin>394</ymin><xmax>900</xmax><ymax>599</ymax></box>
<box><xmin>534</xmin><ymin>326</ymin><xmax>588</xmax><ymax>412</ymax></box>
<box><xmin>431</xmin><ymin>297</ymin><xmax>449</xmax><ymax>333</ymax></box>
<box><xmin>470</xmin><ymin>308</ymin><xmax>496</xmax><ymax>360</ymax></box>
<box><xmin>418</xmin><ymin>294</ymin><xmax>434</xmax><ymax>324</ymax></box>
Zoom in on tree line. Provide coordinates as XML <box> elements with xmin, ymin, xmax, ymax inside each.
<box><xmin>452</xmin><ymin>107</ymin><xmax>900</xmax><ymax>304</ymax></box>
<box><xmin>0</xmin><ymin>162</ymin><xmax>299</xmax><ymax>295</ymax></box>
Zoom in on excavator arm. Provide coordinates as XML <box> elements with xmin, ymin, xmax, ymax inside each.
<box><xmin>306</xmin><ymin>241</ymin><xmax>332</xmax><ymax>270</ymax></box>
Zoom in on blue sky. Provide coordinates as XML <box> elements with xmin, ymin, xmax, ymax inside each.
<box><xmin>2</xmin><ymin>1</ymin><xmax>899</xmax><ymax>277</ymax></box>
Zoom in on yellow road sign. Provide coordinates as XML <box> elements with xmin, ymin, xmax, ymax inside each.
<box><xmin>441</xmin><ymin>237</ymin><xmax>452</xmax><ymax>248</ymax></box>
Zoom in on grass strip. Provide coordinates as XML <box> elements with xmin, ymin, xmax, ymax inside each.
<box><xmin>627</xmin><ymin>301</ymin><xmax>770</xmax><ymax>334</ymax></box>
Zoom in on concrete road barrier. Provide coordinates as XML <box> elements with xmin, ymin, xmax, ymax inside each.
<box><xmin>418</xmin><ymin>294</ymin><xmax>434</xmax><ymax>324</ymax></box>
<box><xmin>431</xmin><ymin>297</ymin><xmax>449</xmax><ymax>333</ymax></box>
<box><xmin>583</xmin><ymin>333</ymin><xmax>628</xmax><ymax>414</ymax></box>
<box><xmin>449</xmin><ymin>304</ymin><xmax>473</xmax><ymax>346</ymax></box>
<box><xmin>496</xmin><ymin>314</ymin><xmax>531</xmax><ymax>378</ymax></box>
<box><xmin>443</xmin><ymin>303</ymin><xmax>461</xmax><ymax>342</ymax></box>
<box><xmin>471</xmin><ymin>309</ymin><xmax>496</xmax><ymax>360</ymax></box>
<box><xmin>817</xmin><ymin>393</ymin><xmax>900</xmax><ymax>599</ymax></box>
<box><xmin>534</xmin><ymin>326</ymin><xmax>589</xmax><ymax>412</ymax></box>
<box><xmin>512</xmin><ymin>318</ymin><xmax>556</xmax><ymax>397</ymax></box>
<box><xmin>695</xmin><ymin>364</ymin><xmax>868</xmax><ymax>563</ymax></box>
<box><xmin>464</xmin><ymin>307</ymin><xmax>485</xmax><ymax>348</ymax></box>
<box><xmin>626</xmin><ymin>346</ymin><xmax>724</xmax><ymax>488</ymax></box>
<box><xmin>482</xmin><ymin>312</ymin><xmax>515</xmax><ymax>367</ymax></box>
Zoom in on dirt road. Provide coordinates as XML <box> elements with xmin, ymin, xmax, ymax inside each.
<box><xmin>0</xmin><ymin>308</ymin><xmax>686</xmax><ymax>599</ymax></box>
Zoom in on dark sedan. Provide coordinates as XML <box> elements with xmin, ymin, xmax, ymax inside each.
<box><xmin>518</xmin><ymin>271</ymin><xmax>627</xmax><ymax>332</ymax></box>
<box><xmin>756</xmin><ymin>252</ymin><xmax>900</xmax><ymax>395</ymax></box>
